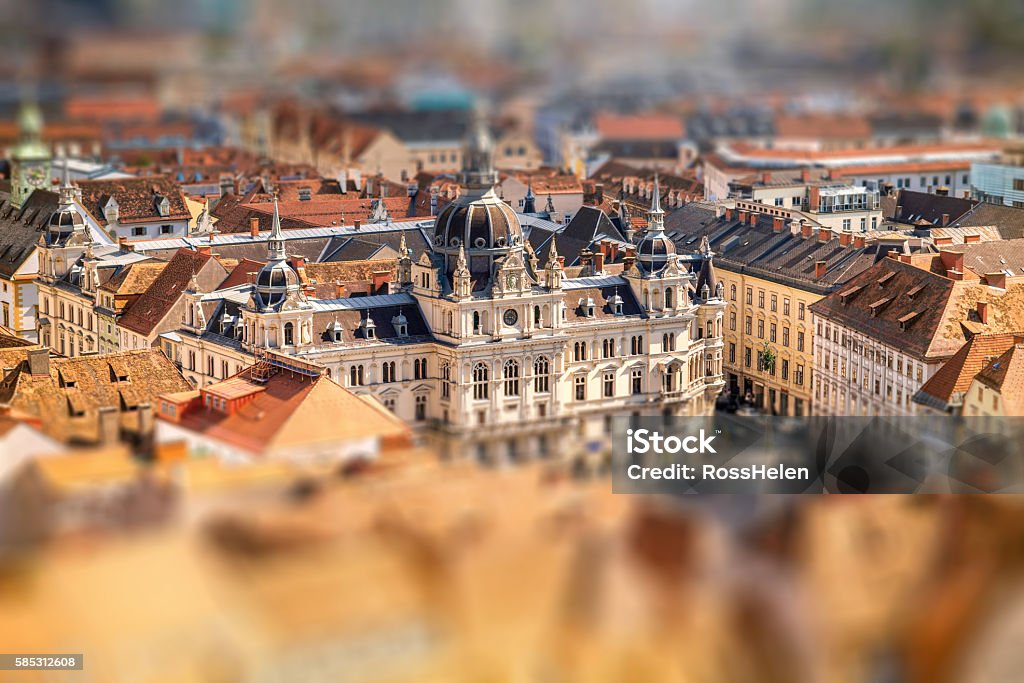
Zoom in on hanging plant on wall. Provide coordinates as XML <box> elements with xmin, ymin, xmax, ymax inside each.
<box><xmin>758</xmin><ymin>341</ymin><xmax>776</xmax><ymax>373</ymax></box>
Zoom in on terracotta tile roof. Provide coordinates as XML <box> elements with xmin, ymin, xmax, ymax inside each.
<box><xmin>218</xmin><ymin>258</ymin><xmax>265</xmax><ymax>290</ymax></box>
<box><xmin>118</xmin><ymin>249</ymin><xmax>226</xmax><ymax>336</ymax></box>
<box><xmin>64</xmin><ymin>95</ymin><xmax>161</xmax><ymax>122</ymax></box>
<box><xmin>500</xmin><ymin>169</ymin><xmax>583</xmax><ymax>194</ymax></box>
<box><xmin>811</xmin><ymin>258</ymin><xmax>1024</xmax><ymax>361</ymax></box>
<box><xmin>76</xmin><ymin>176</ymin><xmax>191</xmax><ymax>226</ymax></box>
<box><xmin>975</xmin><ymin>344</ymin><xmax>1024</xmax><ymax>415</ymax></box>
<box><xmin>99</xmin><ymin>261</ymin><xmax>168</xmax><ymax>296</ymax></box>
<box><xmin>915</xmin><ymin>333</ymin><xmax>1022</xmax><ymax>411</ymax></box>
<box><xmin>774</xmin><ymin>113</ymin><xmax>872</xmax><ymax>139</ymax></box>
<box><xmin>164</xmin><ymin>364</ymin><xmax>409</xmax><ymax>455</ymax></box>
<box><xmin>0</xmin><ymin>349</ymin><xmax>191</xmax><ymax>444</ymax></box>
<box><xmin>831</xmin><ymin>160</ymin><xmax>977</xmax><ymax>176</ymax></box>
<box><xmin>304</xmin><ymin>260</ymin><xmax>397</xmax><ymax>286</ymax></box>
<box><xmin>594</xmin><ymin>113</ymin><xmax>684</xmax><ymax>141</ymax></box>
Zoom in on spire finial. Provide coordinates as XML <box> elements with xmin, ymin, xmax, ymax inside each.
<box><xmin>546</xmin><ymin>193</ymin><xmax>555</xmax><ymax>213</ymax></box>
<box><xmin>546</xmin><ymin>236</ymin><xmax>560</xmax><ymax>267</ymax></box>
<box><xmin>268</xmin><ymin>196</ymin><xmax>286</xmax><ymax>261</ymax></box>
<box><xmin>647</xmin><ymin>173</ymin><xmax>666</xmax><ymax>236</ymax></box>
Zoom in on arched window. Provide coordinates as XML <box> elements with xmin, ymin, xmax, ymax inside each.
<box><xmin>473</xmin><ymin>311</ymin><xmax>481</xmax><ymax>334</ymax></box>
<box><xmin>503</xmin><ymin>359</ymin><xmax>520</xmax><ymax>396</ymax></box>
<box><xmin>665</xmin><ymin>287</ymin><xmax>674</xmax><ymax>308</ymax></box>
<box><xmin>446</xmin><ymin>311</ymin><xmax>454</xmax><ymax>334</ymax></box>
<box><xmin>706</xmin><ymin>320</ymin><xmax>714</xmax><ymax>338</ymax></box>
<box><xmin>631</xmin><ymin>335</ymin><xmax>644</xmax><ymax>355</ymax></box>
<box><xmin>382</xmin><ymin>361</ymin><xmax>396</xmax><ymax>383</ymax></box>
<box><xmin>534</xmin><ymin>305</ymin><xmax>542</xmax><ymax>326</ymax></box>
<box><xmin>349</xmin><ymin>364</ymin><xmax>364</xmax><ymax>386</ymax></box>
<box><xmin>533</xmin><ymin>356</ymin><xmax>550</xmax><ymax>393</ymax></box>
<box><xmin>574</xmin><ymin>341</ymin><xmax>587</xmax><ymax>361</ymax></box>
<box><xmin>284</xmin><ymin>322</ymin><xmax>294</xmax><ymax>346</ymax></box>
<box><xmin>473</xmin><ymin>362</ymin><xmax>489</xmax><ymax>400</ymax></box>
<box><xmin>730</xmin><ymin>283</ymin><xmax>737</xmax><ymax>301</ymax></box>
<box><xmin>441</xmin><ymin>361</ymin><xmax>451</xmax><ymax>399</ymax></box>
<box><xmin>414</xmin><ymin>357</ymin><xmax>427</xmax><ymax>380</ymax></box>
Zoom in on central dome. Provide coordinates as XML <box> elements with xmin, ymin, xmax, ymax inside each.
<box><xmin>433</xmin><ymin>189</ymin><xmax>522</xmax><ymax>252</ymax></box>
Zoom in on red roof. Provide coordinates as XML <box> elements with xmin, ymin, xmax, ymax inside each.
<box><xmin>594</xmin><ymin>113</ymin><xmax>684</xmax><ymax>141</ymax></box>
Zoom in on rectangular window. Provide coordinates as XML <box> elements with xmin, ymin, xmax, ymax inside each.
<box><xmin>745</xmin><ymin>347</ymin><xmax>752</xmax><ymax>368</ymax></box>
<box><xmin>782</xmin><ymin>327</ymin><xmax>790</xmax><ymax>347</ymax></box>
<box><xmin>745</xmin><ymin>317</ymin><xmax>752</xmax><ymax>335</ymax></box>
<box><xmin>603</xmin><ymin>372</ymin><xmax>615</xmax><ymax>398</ymax></box>
<box><xmin>131</xmin><ymin>226</ymin><xmax>146</xmax><ymax>237</ymax></box>
<box><xmin>631</xmin><ymin>368</ymin><xmax>643</xmax><ymax>394</ymax></box>
<box><xmin>757</xmin><ymin>319</ymin><xmax>764</xmax><ymax>339</ymax></box>
<box><xmin>729</xmin><ymin>312</ymin><xmax>736</xmax><ymax>331</ymax></box>
<box><xmin>770</xmin><ymin>295</ymin><xmax>777</xmax><ymax>312</ymax></box>
<box><xmin>575</xmin><ymin>375</ymin><xmax>587</xmax><ymax>401</ymax></box>
<box><xmin>781</xmin><ymin>359</ymin><xmax>789</xmax><ymax>380</ymax></box>
<box><xmin>798</xmin><ymin>303</ymin><xmax>805</xmax><ymax>320</ymax></box>
<box><xmin>795</xmin><ymin>364</ymin><xmax>804</xmax><ymax>386</ymax></box>
<box><xmin>769</xmin><ymin>323</ymin><xmax>777</xmax><ymax>343</ymax></box>
<box><xmin>746</xmin><ymin>288</ymin><xmax>753</xmax><ymax>305</ymax></box>
<box><xmin>758</xmin><ymin>291</ymin><xmax>765</xmax><ymax>308</ymax></box>
<box><xmin>728</xmin><ymin>343</ymin><xmax>736</xmax><ymax>364</ymax></box>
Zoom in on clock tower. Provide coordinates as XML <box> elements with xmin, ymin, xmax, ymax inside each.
<box><xmin>10</xmin><ymin>100</ymin><xmax>51</xmax><ymax>209</ymax></box>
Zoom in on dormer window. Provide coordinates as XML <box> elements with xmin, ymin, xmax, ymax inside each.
<box><xmin>581</xmin><ymin>297</ymin><xmax>596</xmax><ymax>318</ymax></box>
<box><xmin>328</xmin><ymin>320</ymin><xmax>343</xmax><ymax>342</ymax></box>
<box><xmin>361</xmin><ymin>316</ymin><xmax>376</xmax><ymax>340</ymax></box>
<box><xmin>103</xmin><ymin>197</ymin><xmax>119</xmax><ymax>223</ymax></box>
<box><xmin>392</xmin><ymin>311</ymin><xmax>408</xmax><ymax>337</ymax></box>
<box><xmin>610</xmin><ymin>294</ymin><xmax>624</xmax><ymax>315</ymax></box>
<box><xmin>155</xmin><ymin>195</ymin><xmax>170</xmax><ymax>217</ymax></box>
<box><xmin>298</xmin><ymin>187</ymin><xmax>312</xmax><ymax>201</ymax></box>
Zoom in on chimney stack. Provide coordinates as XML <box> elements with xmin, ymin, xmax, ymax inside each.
<box><xmin>353</xmin><ymin>219</ymin><xmax>361</xmax><ymax>231</ymax></box>
<box><xmin>749</xmin><ymin>211</ymin><xmax>759</xmax><ymax>226</ymax></box>
<box><xmin>818</xmin><ymin>228</ymin><xmax>831</xmax><ymax>242</ymax></box>
<box><xmin>27</xmin><ymin>349</ymin><xmax>49</xmax><ymax>376</ymax></box>
<box><xmin>594</xmin><ymin>252</ymin><xmax>605</xmax><ymax>273</ymax></box>
<box><xmin>800</xmin><ymin>168</ymin><xmax>811</xmax><ymax>183</ymax></box>
<box><xmin>249</xmin><ymin>217</ymin><xmax>260</xmax><ymax>237</ymax></box>
<box><xmin>977</xmin><ymin>301</ymin><xmax>989</xmax><ymax>324</ymax></box>
<box><xmin>761</xmin><ymin>172</ymin><xmax>772</xmax><ymax>184</ymax></box>
<box><xmin>839</xmin><ymin>232</ymin><xmax>851</xmax><ymax>246</ymax></box>
<box><xmin>853</xmin><ymin>235</ymin><xmax>866</xmax><ymax>248</ymax></box>
<box><xmin>724</xmin><ymin>208</ymin><xmax>734</xmax><ymax>221</ymax></box>
<box><xmin>941</xmin><ymin>213</ymin><xmax>950</xmax><ymax>227</ymax></box>
<box><xmin>801</xmin><ymin>222</ymin><xmax>813</xmax><ymax>239</ymax></box>
<box><xmin>738</xmin><ymin>209</ymin><xmax>748</xmax><ymax>224</ymax></box>
<box><xmin>814</xmin><ymin>261</ymin><xmax>827</xmax><ymax>279</ymax></box>
<box><xmin>772</xmin><ymin>216</ymin><xmax>785</xmax><ymax>233</ymax></box>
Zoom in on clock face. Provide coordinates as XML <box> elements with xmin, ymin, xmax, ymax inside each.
<box><xmin>503</xmin><ymin>309</ymin><xmax>518</xmax><ymax>327</ymax></box>
<box><xmin>26</xmin><ymin>167</ymin><xmax>47</xmax><ymax>188</ymax></box>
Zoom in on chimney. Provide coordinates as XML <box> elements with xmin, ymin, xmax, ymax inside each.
<box><xmin>353</xmin><ymin>219</ymin><xmax>361</xmax><ymax>231</ymax></box>
<box><xmin>334</xmin><ymin>280</ymin><xmax>346</xmax><ymax>298</ymax></box>
<box><xmin>594</xmin><ymin>252</ymin><xmax>605</xmax><ymax>273</ymax></box>
<box><xmin>594</xmin><ymin>183</ymin><xmax>604</xmax><ymax>206</ymax></box>
<box><xmin>801</xmin><ymin>222</ymin><xmax>813</xmax><ymax>239</ymax></box>
<box><xmin>749</xmin><ymin>211</ymin><xmax>758</xmax><ymax>226</ymax></box>
<box><xmin>941</xmin><ymin>213</ymin><xmax>950</xmax><ymax>227</ymax></box>
<box><xmin>818</xmin><ymin>228</ymin><xmax>831</xmax><ymax>242</ymax></box>
<box><xmin>27</xmin><ymin>349</ymin><xmax>49</xmax><ymax>376</ymax></box>
<box><xmin>839</xmin><ymin>232</ymin><xmax>851</xmax><ymax>246</ymax></box>
<box><xmin>934</xmin><ymin>236</ymin><xmax>954</xmax><ymax>246</ymax></box>
<box><xmin>853</xmin><ymin>235</ymin><xmax>865</xmax><ymax>248</ymax></box>
<box><xmin>800</xmin><ymin>168</ymin><xmax>811</xmax><ymax>183</ymax></box>
<box><xmin>371</xmin><ymin>270</ymin><xmax>392</xmax><ymax>294</ymax></box>
<box><xmin>772</xmin><ymin>216</ymin><xmax>785</xmax><ymax>233</ymax></box>
<box><xmin>977</xmin><ymin>301</ymin><xmax>989</xmax><ymax>324</ymax></box>
<box><xmin>249</xmin><ymin>217</ymin><xmax>260</xmax><ymax>237</ymax></box>
<box><xmin>136</xmin><ymin>403</ymin><xmax>154</xmax><ymax>440</ymax></box>
<box><xmin>738</xmin><ymin>209</ymin><xmax>748</xmax><ymax>224</ymax></box>
<box><xmin>97</xmin><ymin>406</ymin><xmax>120</xmax><ymax>445</ymax></box>
<box><xmin>964</xmin><ymin>234</ymin><xmax>981</xmax><ymax>243</ymax></box>
<box><xmin>809</xmin><ymin>186</ymin><xmax>821</xmax><ymax>210</ymax></box>
<box><xmin>724</xmin><ymin>208</ymin><xmax>734</xmax><ymax>221</ymax></box>
<box><xmin>761</xmin><ymin>171</ymin><xmax>772</xmax><ymax>184</ymax></box>
<box><xmin>814</xmin><ymin>261</ymin><xmax>827</xmax><ymax>279</ymax></box>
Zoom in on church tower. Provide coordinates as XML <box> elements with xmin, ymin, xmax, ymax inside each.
<box><xmin>10</xmin><ymin>99</ymin><xmax>51</xmax><ymax>209</ymax></box>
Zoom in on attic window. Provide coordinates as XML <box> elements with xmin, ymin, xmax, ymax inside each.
<box><xmin>392</xmin><ymin>312</ymin><xmax>409</xmax><ymax>337</ymax></box>
<box><xmin>876</xmin><ymin>271</ymin><xmax>897</xmax><ymax>287</ymax></box>
<box><xmin>361</xmin><ymin>317</ymin><xmax>376</xmax><ymax>340</ymax></box>
<box><xmin>298</xmin><ymin>187</ymin><xmax>312</xmax><ymax>201</ymax></box>
<box><xmin>839</xmin><ymin>284</ymin><xmax>863</xmax><ymax>303</ymax></box>
<box><xmin>868</xmin><ymin>296</ymin><xmax>893</xmax><ymax>316</ymax></box>
<box><xmin>906</xmin><ymin>284</ymin><xmax>925</xmax><ymax>299</ymax></box>
<box><xmin>898</xmin><ymin>310</ymin><xmax>922</xmax><ymax>330</ymax></box>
